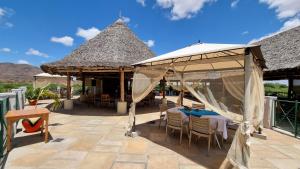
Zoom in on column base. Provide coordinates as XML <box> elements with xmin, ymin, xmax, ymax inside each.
<box><xmin>117</xmin><ymin>101</ymin><xmax>127</xmax><ymax>114</ymax></box>
<box><xmin>64</xmin><ymin>99</ymin><xmax>73</xmax><ymax>110</ymax></box>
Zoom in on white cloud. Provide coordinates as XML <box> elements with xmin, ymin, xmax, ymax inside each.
<box><xmin>120</xmin><ymin>16</ymin><xmax>131</xmax><ymax>23</ymax></box>
<box><xmin>17</xmin><ymin>60</ymin><xmax>29</xmax><ymax>64</ymax></box>
<box><xmin>5</xmin><ymin>22</ymin><xmax>13</xmax><ymax>27</ymax></box>
<box><xmin>242</xmin><ymin>31</ymin><xmax>249</xmax><ymax>35</ymax></box>
<box><xmin>0</xmin><ymin>48</ymin><xmax>11</xmax><ymax>52</ymax></box>
<box><xmin>0</xmin><ymin>7</ymin><xmax>14</xmax><ymax>28</ymax></box>
<box><xmin>76</xmin><ymin>27</ymin><xmax>101</xmax><ymax>40</ymax></box>
<box><xmin>137</xmin><ymin>0</ymin><xmax>146</xmax><ymax>7</ymax></box>
<box><xmin>144</xmin><ymin>40</ymin><xmax>155</xmax><ymax>47</ymax></box>
<box><xmin>0</xmin><ymin>8</ymin><xmax>6</xmax><ymax>17</ymax></box>
<box><xmin>156</xmin><ymin>0</ymin><xmax>215</xmax><ymax>20</ymax></box>
<box><xmin>259</xmin><ymin>0</ymin><xmax>300</xmax><ymax>19</ymax></box>
<box><xmin>25</xmin><ymin>48</ymin><xmax>48</xmax><ymax>58</ymax></box>
<box><xmin>249</xmin><ymin>17</ymin><xmax>300</xmax><ymax>43</ymax></box>
<box><xmin>50</xmin><ymin>36</ymin><xmax>74</xmax><ymax>46</ymax></box>
<box><xmin>231</xmin><ymin>0</ymin><xmax>239</xmax><ymax>8</ymax></box>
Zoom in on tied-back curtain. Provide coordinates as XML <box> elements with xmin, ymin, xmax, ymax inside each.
<box><xmin>226</xmin><ymin>57</ymin><xmax>264</xmax><ymax>169</ymax></box>
<box><xmin>250</xmin><ymin>64</ymin><xmax>264</xmax><ymax>129</ymax></box>
<box><xmin>126</xmin><ymin>67</ymin><xmax>168</xmax><ymax>133</ymax></box>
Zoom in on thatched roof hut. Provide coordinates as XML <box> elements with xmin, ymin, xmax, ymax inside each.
<box><xmin>41</xmin><ymin>19</ymin><xmax>155</xmax><ymax>75</ymax></box>
<box><xmin>41</xmin><ymin>19</ymin><xmax>155</xmax><ymax>105</ymax></box>
<box><xmin>253</xmin><ymin>26</ymin><xmax>300</xmax><ymax>80</ymax></box>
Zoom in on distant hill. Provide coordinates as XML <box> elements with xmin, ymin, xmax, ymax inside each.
<box><xmin>0</xmin><ymin>63</ymin><xmax>42</xmax><ymax>83</ymax></box>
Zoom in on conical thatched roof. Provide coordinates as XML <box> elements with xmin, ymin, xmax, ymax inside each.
<box><xmin>253</xmin><ymin>26</ymin><xmax>300</xmax><ymax>72</ymax></box>
<box><xmin>41</xmin><ymin>19</ymin><xmax>155</xmax><ymax>74</ymax></box>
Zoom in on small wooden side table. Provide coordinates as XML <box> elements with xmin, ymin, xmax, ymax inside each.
<box><xmin>5</xmin><ymin>108</ymin><xmax>50</xmax><ymax>151</ymax></box>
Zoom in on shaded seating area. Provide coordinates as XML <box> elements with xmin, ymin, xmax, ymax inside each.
<box><xmin>127</xmin><ymin>43</ymin><xmax>266</xmax><ymax>168</ymax></box>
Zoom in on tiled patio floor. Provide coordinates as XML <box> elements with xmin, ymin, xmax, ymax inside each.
<box><xmin>3</xmin><ymin>96</ymin><xmax>300</xmax><ymax>169</ymax></box>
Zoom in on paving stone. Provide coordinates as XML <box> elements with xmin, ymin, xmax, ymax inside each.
<box><xmin>147</xmin><ymin>154</ymin><xmax>179</xmax><ymax>169</ymax></box>
<box><xmin>78</xmin><ymin>152</ymin><xmax>116</xmax><ymax>169</ymax></box>
<box><xmin>111</xmin><ymin>162</ymin><xmax>146</xmax><ymax>169</ymax></box>
<box><xmin>116</xmin><ymin>153</ymin><xmax>147</xmax><ymax>163</ymax></box>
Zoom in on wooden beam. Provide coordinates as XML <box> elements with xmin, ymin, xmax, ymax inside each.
<box><xmin>162</xmin><ymin>77</ymin><xmax>166</xmax><ymax>99</ymax></box>
<box><xmin>82</xmin><ymin>74</ymin><xmax>85</xmax><ymax>95</ymax></box>
<box><xmin>120</xmin><ymin>68</ymin><xmax>125</xmax><ymax>102</ymax></box>
<box><xmin>67</xmin><ymin>73</ymin><xmax>71</xmax><ymax>100</ymax></box>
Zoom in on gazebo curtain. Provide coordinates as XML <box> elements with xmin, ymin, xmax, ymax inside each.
<box><xmin>126</xmin><ymin>67</ymin><xmax>168</xmax><ymax>134</ymax></box>
<box><xmin>127</xmin><ymin>53</ymin><xmax>264</xmax><ymax>169</ymax></box>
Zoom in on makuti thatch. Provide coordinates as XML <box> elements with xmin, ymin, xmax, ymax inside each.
<box><xmin>41</xmin><ymin>19</ymin><xmax>155</xmax><ymax>75</ymax></box>
<box><xmin>253</xmin><ymin>26</ymin><xmax>300</xmax><ymax>80</ymax></box>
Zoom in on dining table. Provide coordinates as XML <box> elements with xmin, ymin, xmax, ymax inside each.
<box><xmin>166</xmin><ymin>107</ymin><xmax>231</xmax><ymax>140</ymax></box>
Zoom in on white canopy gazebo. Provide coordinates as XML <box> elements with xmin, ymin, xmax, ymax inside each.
<box><xmin>128</xmin><ymin>43</ymin><xmax>266</xmax><ymax>169</ymax></box>
<box><xmin>33</xmin><ymin>73</ymin><xmax>67</xmax><ymax>88</ymax></box>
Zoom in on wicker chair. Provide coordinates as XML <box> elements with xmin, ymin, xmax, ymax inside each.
<box><xmin>158</xmin><ymin>104</ymin><xmax>168</xmax><ymax>128</ymax></box>
<box><xmin>166</xmin><ymin>111</ymin><xmax>188</xmax><ymax>144</ymax></box>
<box><xmin>188</xmin><ymin>116</ymin><xmax>214</xmax><ymax>154</ymax></box>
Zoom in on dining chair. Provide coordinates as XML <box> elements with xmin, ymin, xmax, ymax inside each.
<box><xmin>188</xmin><ymin>116</ymin><xmax>214</xmax><ymax>154</ymax></box>
<box><xmin>101</xmin><ymin>94</ymin><xmax>111</xmax><ymax>106</ymax></box>
<box><xmin>166</xmin><ymin>111</ymin><xmax>188</xmax><ymax>144</ymax></box>
<box><xmin>158</xmin><ymin>103</ymin><xmax>168</xmax><ymax>128</ymax></box>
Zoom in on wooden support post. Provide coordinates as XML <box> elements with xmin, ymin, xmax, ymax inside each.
<box><xmin>288</xmin><ymin>78</ymin><xmax>293</xmax><ymax>100</ymax></box>
<box><xmin>162</xmin><ymin>77</ymin><xmax>166</xmax><ymax>99</ymax></box>
<box><xmin>67</xmin><ymin>73</ymin><xmax>71</xmax><ymax>100</ymax></box>
<box><xmin>180</xmin><ymin>73</ymin><xmax>184</xmax><ymax>106</ymax></box>
<box><xmin>82</xmin><ymin>73</ymin><xmax>85</xmax><ymax>95</ymax></box>
<box><xmin>120</xmin><ymin>68</ymin><xmax>125</xmax><ymax>102</ymax></box>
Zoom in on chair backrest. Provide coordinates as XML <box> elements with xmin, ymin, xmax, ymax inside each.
<box><xmin>189</xmin><ymin>116</ymin><xmax>211</xmax><ymax>134</ymax></box>
<box><xmin>159</xmin><ymin>104</ymin><xmax>168</xmax><ymax>113</ymax></box>
<box><xmin>167</xmin><ymin>111</ymin><xmax>182</xmax><ymax>127</ymax></box>
<box><xmin>101</xmin><ymin>94</ymin><xmax>110</xmax><ymax>101</ymax></box>
<box><xmin>192</xmin><ymin>103</ymin><xmax>205</xmax><ymax>109</ymax></box>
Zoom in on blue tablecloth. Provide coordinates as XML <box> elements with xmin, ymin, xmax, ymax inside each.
<box><xmin>179</xmin><ymin>108</ymin><xmax>219</xmax><ymax>117</ymax></box>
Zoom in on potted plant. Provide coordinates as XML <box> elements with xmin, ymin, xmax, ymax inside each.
<box><xmin>25</xmin><ymin>86</ymin><xmax>62</xmax><ymax>111</ymax></box>
<box><xmin>25</xmin><ymin>87</ymin><xmax>41</xmax><ymax>105</ymax></box>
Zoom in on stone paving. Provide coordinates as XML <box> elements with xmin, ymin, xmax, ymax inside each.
<box><xmin>3</xmin><ymin>96</ymin><xmax>300</xmax><ymax>169</ymax></box>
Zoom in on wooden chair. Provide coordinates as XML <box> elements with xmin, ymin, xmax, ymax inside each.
<box><xmin>188</xmin><ymin>116</ymin><xmax>214</xmax><ymax>154</ymax></box>
<box><xmin>101</xmin><ymin>94</ymin><xmax>111</xmax><ymax>106</ymax></box>
<box><xmin>192</xmin><ymin>103</ymin><xmax>205</xmax><ymax>109</ymax></box>
<box><xmin>166</xmin><ymin>111</ymin><xmax>188</xmax><ymax>144</ymax></box>
<box><xmin>158</xmin><ymin>104</ymin><xmax>168</xmax><ymax>128</ymax></box>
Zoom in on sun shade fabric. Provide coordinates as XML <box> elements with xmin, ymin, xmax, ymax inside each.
<box><xmin>126</xmin><ymin>67</ymin><xmax>168</xmax><ymax>133</ymax></box>
<box><xmin>128</xmin><ymin>44</ymin><xmax>265</xmax><ymax>169</ymax></box>
<box><xmin>34</xmin><ymin>73</ymin><xmax>67</xmax><ymax>88</ymax></box>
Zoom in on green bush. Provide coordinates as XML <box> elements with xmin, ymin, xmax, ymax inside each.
<box><xmin>0</xmin><ymin>83</ymin><xmax>32</xmax><ymax>93</ymax></box>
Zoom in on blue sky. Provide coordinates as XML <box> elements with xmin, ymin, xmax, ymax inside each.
<box><xmin>0</xmin><ymin>0</ymin><xmax>299</xmax><ymax>67</ymax></box>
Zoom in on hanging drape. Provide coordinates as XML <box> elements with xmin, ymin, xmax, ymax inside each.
<box><xmin>126</xmin><ymin>67</ymin><xmax>168</xmax><ymax>134</ymax></box>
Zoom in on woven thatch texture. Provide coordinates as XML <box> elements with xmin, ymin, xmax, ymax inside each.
<box><xmin>253</xmin><ymin>26</ymin><xmax>300</xmax><ymax>72</ymax></box>
<box><xmin>41</xmin><ymin>20</ymin><xmax>155</xmax><ymax>73</ymax></box>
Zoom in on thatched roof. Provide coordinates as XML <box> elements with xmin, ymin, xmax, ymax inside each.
<box><xmin>253</xmin><ymin>26</ymin><xmax>300</xmax><ymax>72</ymax></box>
<box><xmin>41</xmin><ymin>19</ymin><xmax>155</xmax><ymax>74</ymax></box>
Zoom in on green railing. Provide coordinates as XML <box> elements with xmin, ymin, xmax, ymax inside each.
<box><xmin>0</xmin><ymin>97</ymin><xmax>9</xmax><ymax>157</ymax></box>
<box><xmin>273</xmin><ymin>99</ymin><xmax>300</xmax><ymax>137</ymax></box>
